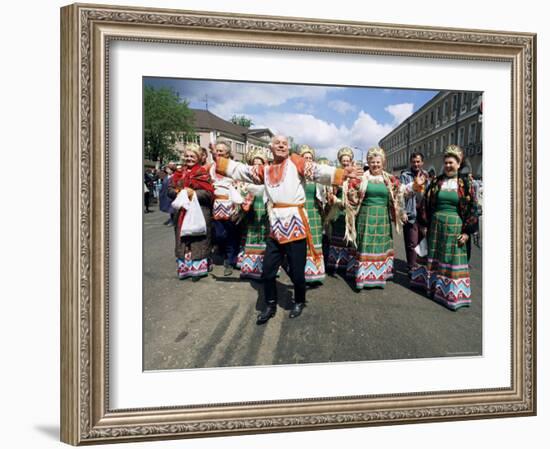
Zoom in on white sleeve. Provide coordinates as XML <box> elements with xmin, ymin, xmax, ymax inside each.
<box><xmin>219</xmin><ymin>159</ymin><xmax>263</xmax><ymax>184</ymax></box>
<box><xmin>311</xmin><ymin>163</ymin><xmax>344</xmax><ymax>186</ymax></box>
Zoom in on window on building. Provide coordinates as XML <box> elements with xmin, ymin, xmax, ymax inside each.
<box><xmin>435</xmin><ymin>138</ymin><xmax>439</xmax><ymax>154</ymax></box>
<box><xmin>468</xmin><ymin>122</ymin><xmax>477</xmax><ymax>144</ymax></box>
<box><xmin>450</xmin><ymin>131</ymin><xmax>455</xmax><ymax>145</ymax></box>
<box><xmin>443</xmin><ymin>101</ymin><xmax>448</xmax><ymax>121</ymax></box>
<box><xmin>460</xmin><ymin>92</ymin><xmax>467</xmax><ymax>113</ymax></box>
<box><xmin>441</xmin><ymin>135</ymin><xmax>447</xmax><ymax>152</ymax></box>
<box><xmin>458</xmin><ymin>127</ymin><xmax>465</xmax><ymax>146</ymax></box>
<box><xmin>183</xmin><ymin>134</ymin><xmax>200</xmax><ymax>144</ymax></box>
<box><xmin>471</xmin><ymin>93</ymin><xmax>479</xmax><ymax>108</ymax></box>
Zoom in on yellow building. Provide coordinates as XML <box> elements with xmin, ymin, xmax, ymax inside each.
<box><xmin>175</xmin><ymin>109</ymin><xmax>273</xmax><ymax>162</ymax></box>
<box><xmin>380</xmin><ymin>91</ymin><xmax>483</xmax><ymax>178</ymax></box>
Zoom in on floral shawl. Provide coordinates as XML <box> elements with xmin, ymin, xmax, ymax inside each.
<box><xmin>344</xmin><ymin>171</ymin><xmax>403</xmax><ymax>247</ymax></box>
<box><xmin>418</xmin><ymin>173</ymin><xmax>479</xmax><ymax>235</ymax></box>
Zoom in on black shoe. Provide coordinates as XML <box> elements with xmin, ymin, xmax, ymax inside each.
<box><xmin>191</xmin><ymin>276</ymin><xmax>201</xmax><ymax>283</ymax></box>
<box><xmin>256</xmin><ymin>305</ymin><xmax>276</xmax><ymax>325</ymax></box>
<box><xmin>223</xmin><ymin>261</ymin><xmax>233</xmax><ymax>276</ymax></box>
<box><xmin>289</xmin><ymin>302</ymin><xmax>305</xmax><ymax>319</ymax></box>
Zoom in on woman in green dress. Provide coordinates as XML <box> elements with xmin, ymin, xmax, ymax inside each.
<box><xmin>346</xmin><ymin>147</ymin><xmax>402</xmax><ymax>289</ymax></box>
<box><xmin>298</xmin><ymin>144</ymin><xmax>326</xmax><ymax>284</ymax></box>
<box><xmin>411</xmin><ymin>145</ymin><xmax>479</xmax><ymax>310</ymax></box>
<box><xmin>238</xmin><ymin>149</ymin><xmax>269</xmax><ymax>280</ymax></box>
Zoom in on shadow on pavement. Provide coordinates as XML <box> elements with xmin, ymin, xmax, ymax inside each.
<box><xmin>249</xmin><ymin>279</ymin><xmax>293</xmax><ymax>312</ymax></box>
<box><xmin>392</xmin><ymin>257</ymin><xmax>411</xmax><ymax>289</ymax></box>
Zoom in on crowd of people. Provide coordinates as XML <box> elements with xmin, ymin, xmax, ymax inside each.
<box><xmin>147</xmin><ymin>135</ymin><xmax>480</xmax><ymax>325</ymax></box>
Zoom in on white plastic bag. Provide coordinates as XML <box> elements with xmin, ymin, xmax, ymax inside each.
<box><xmin>171</xmin><ymin>189</ymin><xmax>188</xmax><ymax>210</ymax></box>
<box><xmin>414</xmin><ymin>237</ymin><xmax>428</xmax><ymax>257</ymax></box>
<box><xmin>172</xmin><ymin>190</ymin><xmax>207</xmax><ymax>237</ymax></box>
<box><xmin>228</xmin><ymin>184</ymin><xmax>244</xmax><ymax>205</ymax></box>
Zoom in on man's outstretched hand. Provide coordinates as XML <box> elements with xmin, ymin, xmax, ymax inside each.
<box><xmin>343</xmin><ymin>165</ymin><xmax>364</xmax><ymax>179</ymax></box>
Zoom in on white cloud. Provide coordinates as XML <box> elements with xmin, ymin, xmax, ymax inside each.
<box><xmin>385</xmin><ymin>103</ymin><xmax>414</xmax><ymax>125</ymax></box>
<box><xmin>251</xmin><ymin>110</ymin><xmax>393</xmax><ymax>160</ymax></box>
<box><xmin>182</xmin><ymin>81</ymin><xmax>339</xmax><ymax>120</ymax></box>
<box><xmin>295</xmin><ymin>102</ymin><xmax>315</xmax><ymax>113</ymax></box>
<box><xmin>349</xmin><ymin>111</ymin><xmax>393</xmax><ymax>151</ymax></box>
<box><xmin>328</xmin><ymin>100</ymin><xmax>357</xmax><ymax>115</ymax></box>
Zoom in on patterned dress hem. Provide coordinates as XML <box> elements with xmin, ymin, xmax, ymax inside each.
<box><xmin>177</xmin><ymin>256</ymin><xmax>209</xmax><ymax>279</ymax></box>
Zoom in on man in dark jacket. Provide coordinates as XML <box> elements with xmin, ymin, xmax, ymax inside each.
<box><xmin>399</xmin><ymin>152</ymin><xmax>429</xmax><ymax>277</ymax></box>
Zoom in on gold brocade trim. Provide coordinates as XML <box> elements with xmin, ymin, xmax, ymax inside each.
<box><xmin>333</xmin><ymin>168</ymin><xmax>345</xmax><ymax>186</ymax></box>
<box><xmin>215</xmin><ymin>157</ymin><xmax>230</xmax><ymax>176</ymax></box>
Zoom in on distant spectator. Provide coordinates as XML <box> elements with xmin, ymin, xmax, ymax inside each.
<box><xmin>144</xmin><ymin>180</ymin><xmax>151</xmax><ymax>213</ymax></box>
<box><xmin>158</xmin><ymin>168</ymin><xmax>174</xmax><ymax>225</ymax></box>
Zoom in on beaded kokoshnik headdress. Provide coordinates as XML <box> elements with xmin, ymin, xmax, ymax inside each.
<box><xmin>366</xmin><ymin>146</ymin><xmax>386</xmax><ymax>161</ymax></box>
<box><xmin>246</xmin><ymin>148</ymin><xmax>268</xmax><ymax>165</ymax></box>
<box><xmin>298</xmin><ymin>144</ymin><xmax>315</xmax><ymax>159</ymax></box>
<box><xmin>444</xmin><ymin>144</ymin><xmax>464</xmax><ymax>163</ymax></box>
<box><xmin>337</xmin><ymin>146</ymin><xmax>354</xmax><ymax>163</ymax></box>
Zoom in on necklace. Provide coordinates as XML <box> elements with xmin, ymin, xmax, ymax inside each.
<box><xmin>266</xmin><ymin>159</ymin><xmax>288</xmax><ymax>187</ymax></box>
<box><xmin>366</xmin><ymin>171</ymin><xmax>384</xmax><ymax>183</ymax></box>
<box><xmin>441</xmin><ymin>176</ymin><xmax>458</xmax><ymax>191</ymax></box>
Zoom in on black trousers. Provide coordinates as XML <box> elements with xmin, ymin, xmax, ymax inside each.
<box><xmin>403</xmin><ymin>221</ymin><xmax>421</xmax><ymax>271</ymax></box>
<box><xmin>144</xmin><ymin>192</ymin><xmax>151</xmax><ymax>211</ymax></box>
<box><xmin>262</xmin><ymin>237</ymin><xmax>307</xmax><ymax>305</ymax></box>
<box><xmin>212</xmin><ymin>220</ymin><xmax>241</xmax><ymax>266</ymax></box>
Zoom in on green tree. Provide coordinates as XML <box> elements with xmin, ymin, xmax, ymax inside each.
<box><xmin>230</xmin><ymin>115</ymin><xmax>254</xmax><ymax>128</ymax></box>
<box><xmin>144</xmin><ymin>86</ymin><xmax>195</xmax><ymax>163</ymax></box>
<box><xmin>287</xmin><ymin>136</ymin><xmax>299</xmax><ymax>153</ymax></box>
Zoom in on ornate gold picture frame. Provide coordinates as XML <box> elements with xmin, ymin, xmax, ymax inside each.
<box><xmin>60</xmin><ymin>3</ymin><xmax>536</xmax><ymax>445</ymax></box>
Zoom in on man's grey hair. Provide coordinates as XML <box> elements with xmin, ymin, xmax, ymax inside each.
<box><xmin>271</xmin><ymin>135</ymin><xmax>288</xmax><ymax>142</ymax></box>
<box><xmin>215</xmin><ymin>139</ymin><xmax>233</xmax><ymax>156</ymax></box>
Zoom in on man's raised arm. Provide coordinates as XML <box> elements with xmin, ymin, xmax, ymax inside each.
<box><xmin>215</xmin><ymin>157</ymin><xmax>265</xmax><ymax>185</ymax></box>
<box><xmin>290</xmin><ymin>154</ymin><xmax>361</xmax><ymax>186</ymax></box>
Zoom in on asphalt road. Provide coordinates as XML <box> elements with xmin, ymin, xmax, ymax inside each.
<box><xmin>143</xmin><ymin>203</ymin><xmax>482</xmax><ymax>370</ymax></box>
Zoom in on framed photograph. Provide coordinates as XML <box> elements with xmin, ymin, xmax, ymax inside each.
<box><xmin>60</xmin><ymin>3</ymin><xmax>536</xmax><ymax>445</ymax></box>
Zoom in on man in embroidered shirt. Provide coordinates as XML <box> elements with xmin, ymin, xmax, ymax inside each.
<box><xmin>208</xmin><ymin>139</ymin><xmax>244</xmax><ymax>276</ymax></box>
<box><xmin>216</xmin><ymin>135</ymin><xmax>360</xmax><ymax>324</ymax></box>
<box><xmin>399</xmin><ymin>152</ymin><xmax>429</xmax><ymax>277</ymax></box>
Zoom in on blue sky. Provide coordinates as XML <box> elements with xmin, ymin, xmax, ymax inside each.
<box><xmin>144</xmin><ymin>77</ymin><xmax>438</xmax><ymax>160</ymax></box>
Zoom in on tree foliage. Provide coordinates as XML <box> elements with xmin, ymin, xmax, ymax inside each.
<box><xmin>144</xmin><ymin>86</ymin><xmax>195</xmax><ymax>163</ymax></box>
<box><xmin>230</xmin><ymin>114</ymin><xmax>254</xmax><ymax>128</ymax></box>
